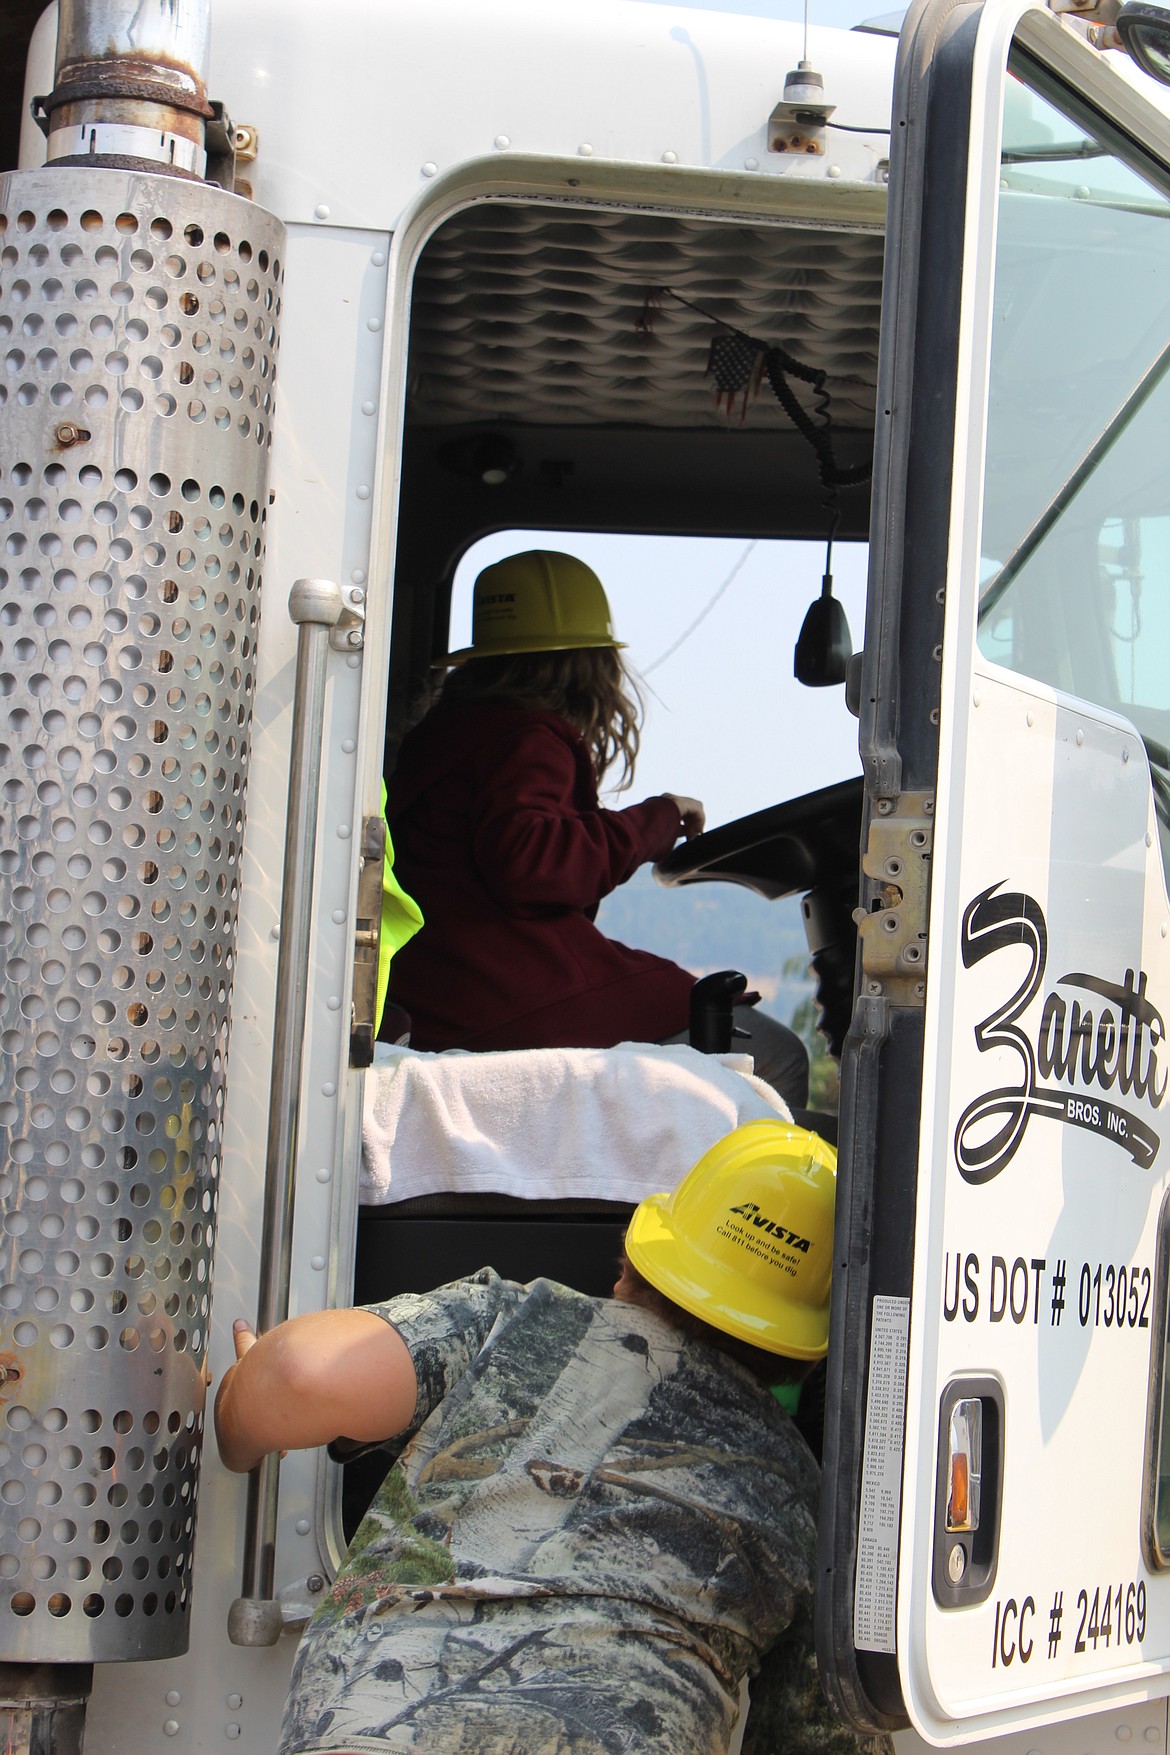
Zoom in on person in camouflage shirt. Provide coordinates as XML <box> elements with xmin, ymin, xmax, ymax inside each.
<box><xmin>215</xmin><ymin>1126</ymin><xmax>890</xmax><ymax>1755</ymax></box>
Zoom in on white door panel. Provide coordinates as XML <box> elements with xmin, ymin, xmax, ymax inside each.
<box><xmin>905</xmin><ymin>673</ymin><xmax>1169</xmax><ymax>1738</ymax></box>
<box><xmin>821</xmin><ymin>0</ymin><xmax>1170</xmax><ymax>1740</ymax></box>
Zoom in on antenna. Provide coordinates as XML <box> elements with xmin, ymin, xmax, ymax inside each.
<box><xmin>771</xmin><ymin>1</ymin><xmax>835</xmax><ymax>156</ymax></box>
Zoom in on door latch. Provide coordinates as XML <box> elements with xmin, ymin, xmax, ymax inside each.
<box><xmin>350</xmin><ymin>813</ymin><xmax>385</xmax><ymax>1067</ymax></box>
<box><xmin>855</xmin><ymin>791</ymin><xmax>933</xmax><ymax>1004</ymax></box>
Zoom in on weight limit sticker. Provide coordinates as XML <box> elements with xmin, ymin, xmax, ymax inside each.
<box><xmin>854</xmin><ymin>1295</ymin><xmax>910</xmax><ymax>1655</ymax></box>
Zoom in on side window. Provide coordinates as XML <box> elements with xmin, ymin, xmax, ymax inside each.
<box><xmin>976</xmin><ymin>65</ymin><xmax>1170</xmax><ymax>751</ymax></box>
<box><xmin>450</xmin><ymin>531</ymin><xmax>866</xmax><ymax>1108</ymax></box>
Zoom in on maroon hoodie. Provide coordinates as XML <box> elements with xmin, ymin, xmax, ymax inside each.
<box><xmin>385</xmin><ymin>701</ymin><xmax>696</xmax><ymax>1051</ymax></box>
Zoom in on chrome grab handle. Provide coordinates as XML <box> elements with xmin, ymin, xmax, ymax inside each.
<box><xmin>229</xmin><ymin>579</ymin><xmax>344</xmax><ymax>1647</ymax></box>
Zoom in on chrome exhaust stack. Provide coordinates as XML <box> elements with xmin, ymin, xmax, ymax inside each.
<box><xmin>32</xmin><ymin>0</ymin><xmax>233</xmax><ymax>186</ymax></box>
<box><xmin>0</xmin><ymin>0</ymin><xmax>285</xmax><ymax>1698</ymax></box>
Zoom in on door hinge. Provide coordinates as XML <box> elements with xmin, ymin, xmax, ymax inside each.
<box><xmin>855</xmin><ymin>791</ymin><xmax>933</xmax><ymax>1005</ymax></box>
<box><xmin>350</xmin><ymin>813</ymin><xmax>385</xmax><ymax>1068</ymax></box>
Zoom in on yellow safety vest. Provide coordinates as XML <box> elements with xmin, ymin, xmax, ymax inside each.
<box><xmin>377</xmin><ymin>779</ymin><xmax>423</xmax><ymax>1034</ymax></box>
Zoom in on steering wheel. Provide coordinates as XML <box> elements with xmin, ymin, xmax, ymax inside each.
<box><xmin>654</xmin><ymin>775</ymin><xmax>863</xmax><ymax>1061</ymax></box>
<box><xmin>653</xmin><ymin>776</ymin><xmax>863</xmax><ymax>901</ymax></box>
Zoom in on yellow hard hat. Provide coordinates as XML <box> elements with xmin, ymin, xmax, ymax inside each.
<box><xmin>440</xmin><ymin>550</ymin><xmax>625</xmax><ymax>666</ymax></box>
<box><xmin>625</xmin><ymin>1120</ymin><xmax>837</xmax><ymax>1360</ymax></box>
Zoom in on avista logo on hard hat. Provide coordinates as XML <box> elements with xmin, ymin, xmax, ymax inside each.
<box><xmin>728</xmin><ymin>1201</ymin><xmax>813</xmax><ymax>1252</ymax></box>
<box><xmin>624</xmin><ymin>1120</ymin><xmax>837</xmax><ymax>1359</ymax></box>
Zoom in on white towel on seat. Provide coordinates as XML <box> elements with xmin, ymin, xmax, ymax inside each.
<box><xmin>360</xmin><ymin>1041</ymin><xmax>792</xmax><ymax>1206</ymax></box>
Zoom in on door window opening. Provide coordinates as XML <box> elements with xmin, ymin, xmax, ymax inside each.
<box><xmin>974</xmin><ymin>57</ymin><xmax>1170</xmax><ymax>890</ymax></box>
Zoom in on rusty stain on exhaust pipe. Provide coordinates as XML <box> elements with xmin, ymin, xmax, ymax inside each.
<box><xmin>33</xmin><ymin>0</ymin><xmax>226</xmax><ymax>181</ymax></box>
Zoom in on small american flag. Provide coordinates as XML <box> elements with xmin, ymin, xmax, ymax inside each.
<box><xmin>706</xmin><ymin>332</ymin><xmax>765</xmax><ymax>420</ymax></box>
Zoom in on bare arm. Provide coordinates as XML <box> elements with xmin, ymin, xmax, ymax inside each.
<box><xmin>214</xmin><ymin>1309</ymin><xmax>418</xmax><ymax>1474</ymax></box>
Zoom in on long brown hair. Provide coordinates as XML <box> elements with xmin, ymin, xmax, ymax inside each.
<box><xmin>436</xmin><ymin>647</ymin><xmax>643</xmax><ymax>789</ymax></box>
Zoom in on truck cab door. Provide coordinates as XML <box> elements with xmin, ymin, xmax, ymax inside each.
<box><xmin>818</xmin><ymin>0</ymin><xmax>1170</xmax><ymax>1741</ymax></box>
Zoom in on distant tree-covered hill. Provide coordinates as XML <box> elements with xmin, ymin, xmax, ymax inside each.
<box><xmin>595</xmin><ymin>869</ymin><xmax>811</xmax><ymax>1017</ymax></box>
<box><xmin>596</xmin><ymin>870</ymin><xmax>842</xmax><ymax>1112</ymax></box>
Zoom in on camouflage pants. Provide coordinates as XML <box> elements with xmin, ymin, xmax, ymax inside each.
<box><xmin>279</xmin><ymin>1590</ymin><xmax>745</xmax><ymax>1755</ymax></box>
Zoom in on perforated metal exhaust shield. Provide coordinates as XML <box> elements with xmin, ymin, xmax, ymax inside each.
<box><xmin>0</xmin><ymin>168</ymin><xmax>284</xmax><ymax>1662</ymax></box>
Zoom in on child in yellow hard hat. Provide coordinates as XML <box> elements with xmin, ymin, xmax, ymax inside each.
<box><xmin>384</xmin><ymin>549</ymin><xmax>809</xmax><ymax>1108</ymax></box>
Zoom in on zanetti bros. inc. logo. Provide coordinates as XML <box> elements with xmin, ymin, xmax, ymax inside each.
<box><xmin>954</xmin><ymin>883</ymin><xmax>1165</xmax><ymax>1183</ymax></box>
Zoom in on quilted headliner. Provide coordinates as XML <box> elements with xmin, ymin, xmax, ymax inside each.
<box><xmin>406</xmin><ymin>202</ymin><xmax>885</xmax><ymax>433</ymax></box>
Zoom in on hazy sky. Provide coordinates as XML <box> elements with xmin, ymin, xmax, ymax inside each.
<box><xmin>452</xmin><ymin>532</ymin><xmax>867</xmax><ymax>831</ymax></box>
<box><xmin>629</xmin><ymin>0</ymin><xmax>899</xmax><ymax>31</ymax></box>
